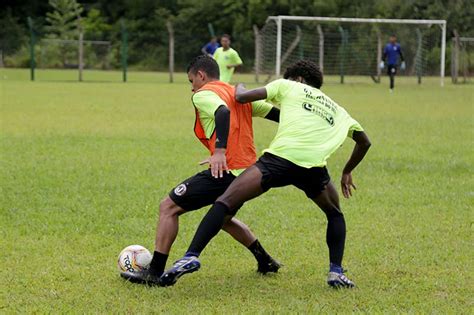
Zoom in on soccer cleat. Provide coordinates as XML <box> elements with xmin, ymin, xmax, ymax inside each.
<box><xmin>327</xmin><ymin>264</ymin><xmax>355</xmax><ymax>288</ymax></box>
<box><xmin>159</xmin><ymin>256</ymin><xmax>201</xmax><ymax>287</ymax></box>
<box><xmin>327</xmin><ymin>271</ymin><xmax>355</xmax><ymax>288</ymax></box>
<box><xmin>257</xmin><ymin>257</ymin><xmax>283</xmax><ymax>274</ymax></box>
<box><xmin>120</xmin><ymin>269</ymin><xmax>162</xmax><ymax>286</ymax></box>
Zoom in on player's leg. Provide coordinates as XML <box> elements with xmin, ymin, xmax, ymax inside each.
<box><xmin>222</xmin><ymin>217</ymin><xmax>280</xmax><ymax>274</ymax></box>
<box><xmin>388</xmin><ymin>65</ymin><xmax>396</xmax><ymax>90</ymax></box>
<box><xmin>310</xmin><ymin>183</ymin><xmax>354</xmax><ymax>288</ymax></box>
<box><xmin>159</xmin><ymin>165</ymin><xmax>268</xmax><ymax>286</ymax></box>
<box><xmin>292</xmin><ymin>165</ymin><xmax>354</xmax><ymax>288</ymax></box>
<box><xmin>155</xmin><ymin>198</ymin><xmax>257</xmax><ymax>255</ymax></box>
<box><xmin>222</xmin><ymin>217</ymin><xmax>255</xmax><ymax>247</ymax></box>
<box><xmin>154</xmin><ymin>196</ymin><xmax>268</xmax><ymax>272</ymax></box>
<box><xmin>152</xmin><ymin>196</ymin><xmax>185</xmax><ymax>271</ymax></box>
<box><xmin>157</xmin><ymin>169</ymin><xmax>277</xmax><ymax>270</ymax></box>
<box><xmin>186</xmin><ymin>165</ymin><xmax>266</xmax><ymax>256</ymax></box>
<box><xmin>310</xmin><ymin>182</ymin><xmax>345</xmax><ymax>268</ymax></box>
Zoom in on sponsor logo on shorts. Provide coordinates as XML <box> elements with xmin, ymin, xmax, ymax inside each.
<box><xmin>174</xmin><ymin>184</ymin><xmax>187</xmax><ymax>196</ymax></box>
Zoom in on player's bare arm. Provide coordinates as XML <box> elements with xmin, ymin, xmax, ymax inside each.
<box><xmin>235</xmin><ymin>83</ymin><xmax>267</xmax><ymax>103</ymax></box>
<box><xmin>341</xmin><ymin>131</ymin><xmax>371</xmax><ymax>198</ymax></box>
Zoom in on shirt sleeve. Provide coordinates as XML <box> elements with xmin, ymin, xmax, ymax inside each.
<box><xmin>251</xmin><ymin>100</ymin><xmax>273</xmax><ymax>118</ymax></box>
<box><xmin>231</xmin><ymin>50</ymin><xmax>243</xmax><ymax>65</ymax></box>
<box><xmin>265</xmin><ymin>79</ymin><xmax>292</xmax><ymax>104</ymax></box>
<box><xmin>192</xmin><ymin>90</ymin><xmax>227</xmax><ymax>118</ymax></box>
<box><xmin>347</xmin><ymin>118</ymin><xmax>364</xmax><ymax>138</ymax></box>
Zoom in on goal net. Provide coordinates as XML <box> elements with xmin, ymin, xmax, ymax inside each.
<box><xmin>452</xmin><ymin>37</ymin><xmax>474</xmax><ymax>83</ymax></box>
<box><xmin>256</xmin><ymin>16</ymin><xmax>447</xmax><ymax>86</ymax></box>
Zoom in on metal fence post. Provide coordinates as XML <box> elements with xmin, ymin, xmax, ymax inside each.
<box><xmin>121</xmin><ymin>19</ymin><xmax>128</xmax><ymax>83</ymax></box>
<box><xmin>27</xmin><ymin>17</ymin><xmax>35</xmax><ymax>81</ymax></box>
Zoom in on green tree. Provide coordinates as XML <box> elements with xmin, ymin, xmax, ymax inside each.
<box><xmin>44</xmin><ymin>0</ymin><xmax>83</xmax><ymax>68</ymax></box>
<box><xmin>83</xmin><ymin>8</ymin><xmax>111</xmax><ymax>40</ymax></box>
<box><xmin>0</xmin><ymin>9</ymin><xmax>26</xmax><ymax>64</ymax></box>
<box><xmin>45</xmin><ymin>0</ymin><xmax>83</xmax><ymax>39</ymax></box>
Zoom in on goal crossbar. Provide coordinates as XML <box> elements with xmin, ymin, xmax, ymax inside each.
<box><xmin>267</xmin><ymin>16</ymin><xmax>446</xmax><ymax>25</ymax></box>
<box><xmin>267</xmin><ymin>16</ymin><xmax>447</xmax><ymax>86</ymax></box>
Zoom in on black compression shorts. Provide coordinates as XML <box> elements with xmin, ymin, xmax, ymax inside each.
<box><xmin>255</xmin><ymin>152</ymin><xmax>331</xmax><ymax>199</ymax></box>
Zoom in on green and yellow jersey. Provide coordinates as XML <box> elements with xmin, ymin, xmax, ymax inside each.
<box><xmin>213</xmin><ymin>47</ymin><xmax>243</xmax><ymax>83</ymax></box>
<box><xmin>192</xmin><ymin>89</ymin><xmax>273</xmax><ymax>176</ymax></box>
<box><xmin>264</xmin><ymin>79</ymin><xmax>363</xmax><ymax>168</ymax></box>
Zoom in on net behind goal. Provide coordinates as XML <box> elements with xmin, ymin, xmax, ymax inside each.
<box><xmin>257</xmin><ymin>16</ymin><xmax>447</xmax><ymax>85</ymax></box>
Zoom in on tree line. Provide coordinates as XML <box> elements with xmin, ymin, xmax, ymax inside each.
<box><xmin>1</xmin><ymin>0</ymin><xmax>473</xmax><ymax>71</ymax></box>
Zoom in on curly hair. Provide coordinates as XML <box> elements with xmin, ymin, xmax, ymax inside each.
<box><xmin>186</xmin><ymin>55</ymin><xmax>220</xmax><ymax>79</ymax></box>
<box><xmin>283</xmin><ymin>59</ymin><xmax>323</xmax><ymax>88</ymax></box>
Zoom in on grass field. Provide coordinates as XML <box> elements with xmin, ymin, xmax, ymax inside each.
<box><xmin>1</xmin><ymin>68</ymin><xmax>473</xmax><ymax>313</ymax></box>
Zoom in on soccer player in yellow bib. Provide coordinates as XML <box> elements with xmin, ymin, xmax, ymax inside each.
<box><xmin>213</xmin><ymin>34</ymin><xmax>243</xmax><ymax>83</ymax></box>
<box><xmin>160</xmin><ymin>60</ymin><xmax>371</xmax><ymax>288</ymax></box>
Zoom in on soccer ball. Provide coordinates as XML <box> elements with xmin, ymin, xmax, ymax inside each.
<box><xmin>117</xmin><ymin>245</ymin><xmax>152</xmax><ymax>273</ymax></box>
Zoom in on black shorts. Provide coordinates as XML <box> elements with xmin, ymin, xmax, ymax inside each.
<box><xmin>387</xmin><ymin>64</ymin><xmax>398</xmax><ymax>76</ymax></box>
<box><xmin>255</xmin><ymin>153</ymin><xmax>331</xmax><ymax>199</ymax></box>
<box><xmin>169</xmin><ymin>169</ymin><xmax>238</xmax><ymax>211</ymax></box>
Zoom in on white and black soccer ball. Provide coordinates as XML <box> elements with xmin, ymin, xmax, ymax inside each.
<box><xmin>117</xmin><ymin>245</ymin><xmax>152</xmax><ymax>273</ymax></box>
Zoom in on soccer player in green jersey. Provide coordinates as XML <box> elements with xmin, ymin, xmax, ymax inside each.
<box><xmin>160</xmin><ymin>60</ymin><xmax>371</xmax><ymax>288</ymax></box>
<box><xmin>213</xmin><ymin>34</ymin><xmax>243</xmax><ymax>83</ymax></box>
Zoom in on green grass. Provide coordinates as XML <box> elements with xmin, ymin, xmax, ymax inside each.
<box><xmin>1</xmin><ymin>68</ymin><xmax>473</xmax><ymax>313</ymax></box>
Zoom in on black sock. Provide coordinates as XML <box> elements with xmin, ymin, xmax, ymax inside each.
<box><xmin>186</xmin><ymin>202</ymin><xmax>229</xmax><ymax>256</ymax></box>
<box><xmin>248</xmin><ymin>239</ymin><xmax>271</xmax><ymax>265</ymax></box>
<box><xmin>326</xmin><ymin>213</ymin><xmax>346</xmax><ymax>267</ymax></box>
<box><xmin>149</xmin><ymin>251</ymin><xmax>168</xmax><ymax>275</ymax></box>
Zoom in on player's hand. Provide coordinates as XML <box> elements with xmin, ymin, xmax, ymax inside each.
<box><xmin>401</xmin><ymin>61</ymin><xmax>406</xmax><ymax>70</ymax></box>
<box><xmin>341</xmin><ymin>172</ymin><xmax>356</xmax><ymax>199</ymax></box>
<box><xmin>379</xmin><ymin>61</ymin><xmax>385</xmax><ymax>69</ymax></box>
<box><xmin>209</xmin><ymin>148</ymin><xmax>229</xmax><ymax>178</ymax></box>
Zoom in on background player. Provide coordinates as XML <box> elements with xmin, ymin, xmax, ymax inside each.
<box><xmin>213</xmin><ymin>34</ymin><xmax>243</xmax><ymax>83</ymax></box>
<box><xmin>380</xmin><ymin>34</ymin><xmax>405</xmax><ymax>92</ymax></box>
<box><xmin>120</xmin><ymin>56</ymin><xmax>281</xmax><ymax>286</ymax></box>
<box><xmin>201</xmin><ymin>36</ymin><xmax>220</xmax><ymax>56</ymax></box>
<box><xmin>160</xmin><ymin>60</ymin><xmax>371</xmax><ymax>288</ymax></box>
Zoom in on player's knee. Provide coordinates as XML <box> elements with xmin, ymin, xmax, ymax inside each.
<box><xmin>215</xmin><ymin>198</ymin><xmax>239</xmax><ymax>216</ymax></box>
<box><xmin>324</xmin><ymin>205</ymin><xmax>344</xmax><ymax>219</ymax></box>
<box><xmin>159</xmin><ymin>197</ymin><xmax>181</xmax><ymax>217</ymax></box>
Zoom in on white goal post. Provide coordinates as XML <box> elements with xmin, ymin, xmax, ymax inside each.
<box><xmin>264</xmin><ymin>16</ymin><xmax>447</xmax><ymax>86</ymax></box>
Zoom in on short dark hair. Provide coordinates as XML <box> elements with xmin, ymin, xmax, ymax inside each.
<box><xmin>186</xmin><ymin>55</ymin><xmax>220</xmax><ymax>79</ymax></box>
<box><xmin>283</xmin><ymin>59</ymin><xmax>323</xmax><ymax>88</ymax></box>
<box><xmin>221</xmin><ymin>34</ymin><xmax>231</xmax><ymax>40</ymax></box>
